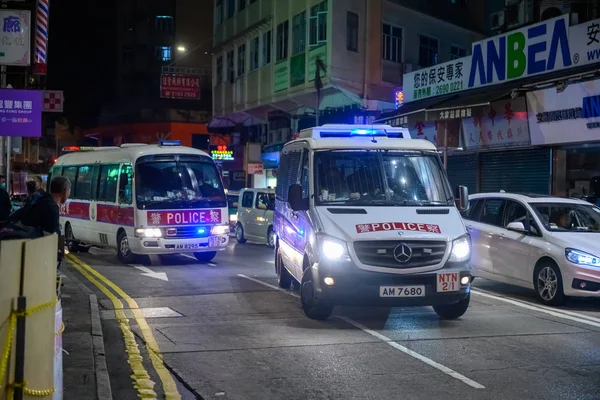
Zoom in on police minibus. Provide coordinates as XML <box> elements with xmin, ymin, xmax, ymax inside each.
<box><xmin>273</xmin><ymin>124</ymin><xmax>472</xmax><ymax>320</ymax></box>
<box><xmin>50</xmin><ymin>141</ymin><xmax>229</xmax><ymax>263</ymax></box>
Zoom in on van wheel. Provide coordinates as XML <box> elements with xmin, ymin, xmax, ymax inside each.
<box><xmin>235</xmin><ymin>224</ymin><xmax>246</xmax><ymax>243</ymax></box>
<box><xmin>117</xmin><ymin>231</ymin><xmax>135</xmax><ymax>264</ymax></box>
<box><xmin>194</xmin><ymin>251</ymin><xmax>217</xmax><ymax>263</ymax></box>
<box><xmin>267</xmin><ymin>227</ymin><xmax>275</xmax><ymax>248</ymax></box>
<box><xmin>534</xmin><ymin>261</ymin><xmax>565</xmax><ymax>306</ymax></box>
<box><xmin>300</xmin><ymin>268</ymin><xmax>333</xmax><ymax>320</ymax></box>
<box><xmin>276</xmin><ymin>249</ymin><xmax>292</xmax><ymax>289</ymax></box>
<box><xmin>432</xmin><ymin>293</ymin><xmax>470</xmax><ymax>320</ymax></box>
<box><xmin>64</xmin><ymin>223</ymin><xmax>79</xmax><ymax>253</ymax></box>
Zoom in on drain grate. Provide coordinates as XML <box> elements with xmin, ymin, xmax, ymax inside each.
<box><xmin>100</xmin><ymin>307</ymin><xmax>183</xmax><ymax>320</ymax></box>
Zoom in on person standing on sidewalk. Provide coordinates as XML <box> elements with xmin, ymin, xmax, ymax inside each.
<box><xmin>21</xmin><ymin>176</ymin><xmax>71</xmax><ymax>236</ymax></box>
<box><xmin>0</xmin><ymin>175</ymin><xmax>11</xmax><ymax>223</ymax></box>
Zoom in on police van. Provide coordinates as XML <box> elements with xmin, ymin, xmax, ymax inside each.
<box><xmin>273</xmin><ymin>124</ymin><xmax>472</xmax><ymax>320</ymax></box>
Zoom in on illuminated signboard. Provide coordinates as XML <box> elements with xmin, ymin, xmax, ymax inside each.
<box><xmin>395</xmin><ymin>91</ymin><xmax>404</xmax><ymax>108</ymax></box>
<box><xmin>211</xmin><ymin>145</ymin><xmax>234</xmax><ymax>161</ymax></box>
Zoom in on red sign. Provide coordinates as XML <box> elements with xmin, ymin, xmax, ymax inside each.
<box><xmin>147</xmin><ymin>209</ymin><xmax>222</xmax><ymax>225</ymax></box>
<box><xmin>160</xmin><ymin>74</ymin><xmax>201</xmax><ymax>100</ymax></box>
<box><xmin>43</xmin><ymin>91</ymin><xmax>64</xmax><ymax>113</ymax></box>
<box><xmin>355</xmin><ymin>222</ymin><xmax>441</xmax><ymax>234</ymax></box>
<box><xmin>247</xmin><ymin>163</ymin><xmax>264</xmax><ymax>175</ymax></box>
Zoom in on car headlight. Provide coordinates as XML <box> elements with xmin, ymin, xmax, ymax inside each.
<box><xmin>211</xmin><ymin>225</ymin><xmax>229</xmax><ymax>235</ymax></box>
<box><xmin>229</xmin><ymin>214</ymin><xmax>238</xmax><ymax>222</ymax></box>
<box><xmin>135</xmin><ymin>228</ymin><xmax>162</xmax><ymax>238</ymax></box>
<box><xmin>321</xmin><ymin>237</ymin><xmax>347</xmax><ymax>260</ymax></box>
<box><xmin>565</xmin><ymin>248</ymin><xmax>600</xmax><ymax>267</ymax></box>
<box><xmin>449</xmin><ymin>235</ymin><xmax>470</xmax><ymax>262</ymax></box>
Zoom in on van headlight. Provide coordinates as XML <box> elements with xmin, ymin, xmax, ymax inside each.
<box><xmin>320</xmin><ymin>236</ymin><xmax>348</xmax><ymax>260</ymax></box>
<box><xmin>565</xmin><ymin>248</ymin><xmax>600</xmax><ymax>267</ymax></box>
<box><xmin>449</xmin><ymin>235</ymin><xmax>470</xmax><ymax>262</ymax></box>
<box><xmin>211</xmin><ymin>225</ymin><xmax>229</xmax><ymax>235</ymax></box>
<box><xmin>135</xmin><ymin>228</ymin><xmax>162</xmax><ymax>238</ymax></box>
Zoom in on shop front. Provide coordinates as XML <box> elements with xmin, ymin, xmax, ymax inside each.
<box><xmin>526</xmin><ymin>79</ymin><xmax>600</xmax><ymax>200</ymax></box>
<box><xmin>209</xmin><ymin>144</ymin><xmax>246</xmax><ymax>190</ymax></box>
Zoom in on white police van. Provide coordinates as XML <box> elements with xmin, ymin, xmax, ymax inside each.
<box><xmin>273</xmin><ymin>124</ymin><xmax>472</xmax><ymax>320</ymax></box>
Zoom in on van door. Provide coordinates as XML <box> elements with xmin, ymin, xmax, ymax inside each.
<box><xmin>239</xmin><ymin>190</ymin><xmax>257</xmax><ymax>237</ymax></box>
<box><xmin>254</xmin><ymin>192</ymin><xmax>272</xmax><ymax>240</ymax></box>
<box><xmin>117</xmin><ymin>164</ymin><xmax>134</xmax><ymax>228</ymax></box>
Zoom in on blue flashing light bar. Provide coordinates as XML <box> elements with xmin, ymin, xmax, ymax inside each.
<box><xmin>159</xmin><ymin>140</ymin><xmax>182</xmax><ymax>146</ymax></box>
<box><xmin>196</xmin><ymin>227</ymin><xmax>207</xmax><ymax>235</ymax></box>
<box><xmin>350</xmin><ymin>128</ymin><xmax>386</xmax><ymax>136</ymax></box>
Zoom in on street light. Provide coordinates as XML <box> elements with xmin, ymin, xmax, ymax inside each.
<box><xmin>177</xmin><ymin>46</ymin><xmax>186</xmax><ymax>53</ymax></box>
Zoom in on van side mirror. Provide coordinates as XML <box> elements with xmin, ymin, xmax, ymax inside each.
<box><xmin>456</xmin><ymin>185</ymin><xmax>469</xmax><ymax>212</ymax></box>
<box><xmin>288</xmin><ymin>184</ymin><xmax>308</xmax><ymax>211</ymax></box>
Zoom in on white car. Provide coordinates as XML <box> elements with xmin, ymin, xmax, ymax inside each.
<box><xmin>465</xmin><ymin>192</ymin><xmax>600</xmax><ymax>305</ymax></box>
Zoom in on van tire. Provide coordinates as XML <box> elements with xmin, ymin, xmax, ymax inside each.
<box><xmin>117</xmin><ymin>231</ymin><xmax>136</xmax><ymax>264</ymax></box>
<box><xmin>300</xmin><ymin>268</ymin><xmax>333</xmax><ymax>320</ymax></box>
<box><xmin>267</xmin><ymin>226</ymin><xmax>275</xmax><ymax>248</ymax></box>
<box><xmin>432</xmin><ymin>293</ymin><xmax>470</xmax><ymax>320</ymax></box>
<box><xmin>194</xmin><ymin>251</ymin><xmax>217</xmax><ymax>263</ymax></box>
<box><xmin>235</xmin><ymin>224</ymin><xmax>246</xmax><ymax>244</ymax></box>
<box><xmin>276</xmin><ymin>250</ymin><xmax>292</xmax><ymax>289</ymax></box>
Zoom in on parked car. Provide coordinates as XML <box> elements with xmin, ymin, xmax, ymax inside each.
<box><xmin>235</xmin><ymin>188</ymin><xmax>275</xmax><ymax>247</ymax></box>
<box><xmin>465</xmin><ymin>192</ymin><xmax>600</xmax><ymax>305</ymax></box>
<box><xmin>227</xmin><ymin>191</ymin><xmax>240</xmax><ymax>232</ymax></box>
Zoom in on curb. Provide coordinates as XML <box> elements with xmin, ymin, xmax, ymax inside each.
<box><xmin>89</xmin><ymin>294</ymin><xmax>113</xmax><ymax>400</ymax></box>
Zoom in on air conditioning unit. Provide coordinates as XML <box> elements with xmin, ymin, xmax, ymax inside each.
<box><xmin>490</xmin><ymin>10</ymin><xmax>505</xmax><ymax>31</ymax></box>
<box><xmin>540</xmin><ymin>1</ymin><xmax>578</xmax><ymax>24</ymax></box>
<box><xmin>505</xmin><ymin>0</ymin><xmax>526</xmax><ymax>28</ymax></box>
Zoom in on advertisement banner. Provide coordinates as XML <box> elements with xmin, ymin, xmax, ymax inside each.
<box><xmin>0</xmin><ymin>89</ymin><xmax>42</xmax><ymax>137</ymax></box>
<box><xmin>0</xmin><ymin>9</ymin><xmax>31</xmax><ymax>66</ymax></box>
<box><xmin>526</xmin><ymin>79</ymin><xmax>600</xmax><ymax>145</ymax></box>
<box><xmin>403</xmin><ymin>15</ymin><xmax>600</xmax><ymax>103</ymax></box>
<box><xmin>160</xmin><ymin>74</ymin><xmax>200</xmax><ymax>99</ymax></box>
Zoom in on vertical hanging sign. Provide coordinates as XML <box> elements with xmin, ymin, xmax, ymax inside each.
<box><xmin>33</xmin><ymin>0</ymin><xmax>49</xmax><ymax>75</ymax></box>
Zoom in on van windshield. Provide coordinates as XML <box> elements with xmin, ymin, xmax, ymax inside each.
<box><xmin>313</xmin><ymin>149</ymin><xmax>453</xmax><ymax>206</ymax></box>
<box><xmin>136</xmin><ymin>160</ymin><xmax>226</xmax><ymax>210</ymax></box>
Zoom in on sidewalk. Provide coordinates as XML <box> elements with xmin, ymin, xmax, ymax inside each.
<box><xmin>61</xmin><ymin>266</ymin><xmax>112</xmax><ymax>400</ymax></box>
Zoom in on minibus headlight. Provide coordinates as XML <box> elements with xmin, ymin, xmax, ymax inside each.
<box><xmin>229</xmin><ymin>214</ymin><xmax>238</xmax><ymax>222</ymax></box>
<box><xmin>135</xmin><ymin>228</ymin><xmax>162</xmax><ymax>238</ymax></box>
<box><xmin>211</xmin><ymin>225</ymin><xmax>229</xmax><ymax>235</ymax></box>
<box><xmin>449</xmin><ymin>235</ymin><xmax>470</xmax><ymax>262</ymax></box>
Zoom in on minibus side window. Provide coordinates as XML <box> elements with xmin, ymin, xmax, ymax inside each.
<box><xmin>90</xmin><ymin>165</ymin><xmax>100</xmax><ymax>200</ymax></box>
<box><xmin>118</xmin><ymin>164</ymin><xmax>133</xmax><ymax>205</ymax></box>
<box><xmin>75</xmin><ymin>165</ymin><xmax>94</xmax><ymax>200</ymax></box>
<box><xmin>98</xmin><ymin>164</ymin><xmax>120</xmax><ymax>203</ymax></box>
<box><xmin>62</xmin><ymin>166</ymin><xmax>78</xmax><ymax>199</ymax></box>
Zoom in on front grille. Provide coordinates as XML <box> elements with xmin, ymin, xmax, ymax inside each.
<box><xmin>162</xmin><ymin>226</ymin><xmax>210</xmax><ymax>239</ymax></box>
<box><xmin>353</xmin><ymin>240</ymin><xmax>447</xmax><ymax>269</ymax></box>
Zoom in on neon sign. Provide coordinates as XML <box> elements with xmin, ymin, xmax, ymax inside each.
<box><xmin>211</xmin><ymin>145</ymin><xmax>234</xmax><ymax>161</ymax></box>
<box><xmin>395</xmin><ymin>91</ymin><xmax>404</xmax><ymax>108</ymax></box>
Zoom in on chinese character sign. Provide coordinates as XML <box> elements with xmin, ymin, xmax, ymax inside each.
<box><xmin>0</xmin><ymin>10</ymin><xmax>31</xmax><ymax>66</ymax></box>
<box><xmin>211</xmin><ymin>145</ymin><xmax>234</xmax><ymax>161</ymax></box>
<box><xmin>403</xmin><ymin>58</ymin><xmax>472</xmax><ymax>103</ymax></box>
<box><xmin>0</xmin><ymin>89</ymin><xmax>42</xmax><ymax>137</ymax></box>
<box><xmin>160</xmin><ymin>74</ymin><xmax>201</xmax><ymax>100</ymax></box>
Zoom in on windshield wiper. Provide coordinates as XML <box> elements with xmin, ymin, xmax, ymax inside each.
<box><xmin>392</xmin><ymin>200</ymin><xmax>452</xmax><ymax>207</ymax></box>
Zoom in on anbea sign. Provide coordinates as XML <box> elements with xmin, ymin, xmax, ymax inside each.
<box><xmin>402</xmin><ymin>16</ymin><xmax>600</xmax><ymax>103</ymax></box>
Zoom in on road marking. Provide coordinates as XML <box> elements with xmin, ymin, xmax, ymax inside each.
<box><xmin>181</xmin><ymin>253</ymin><xmax>217</xmax><ymax>266</ymax></box>
<box><xmin>66</xmin><ymin>255</ymin><xmax>159</xmax><ymax>399</ymax></box>
<box><xmin>67</xmin><ymin>254</ymin><xmax>182</xmax><ymax>400</ymax></box>
<box><xmin>131</xmin><ymin>265</ymin><xmax>169</xmax><ymax>281</ymax></box>
<box><xmin>471</xmin><ymin>289</ymin><xmax>600</xmax><ymax>328</ymax></box>
<box><xmin>267</xmin><ymin>260</ymin><xmax>275</xmax><ymax>264</ymax></box>
<box><xmin>237</xmin><ymin>274</ymin><xmax>484</xmax><ymax>389</ymax></box>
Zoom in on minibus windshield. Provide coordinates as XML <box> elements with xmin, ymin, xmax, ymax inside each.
<box><xmin>313</xmin><ymin>149</ymin><xmax>453</xmax><ymax>206</ymax></box>
<box><xmin>136</xmin><ymin>160</ymin><xmax>226</xmax><ymax>209</ymax></box>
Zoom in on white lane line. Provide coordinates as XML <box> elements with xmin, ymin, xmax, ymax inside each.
<box><xmin>337</xmin><ymin>316</ymin><xmax>485</xmax><ymax>389</ymax></box>
<box><xmin>237</xmin><ymin>274</ymin><xmax>485</xmax><ymax>389</ymax></box>
<box><xmin>471</xmin><ymin>289</ymin><xmax>600</xmax><ymax>328</ymax></box>
<box><xmin>267</xmin><ymin>260</ymin><xmax>275</xmax><ymax>264</ymax></box>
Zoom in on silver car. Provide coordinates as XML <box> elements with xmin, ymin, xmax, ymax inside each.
<box><xmin>235</xmin><ymin>188</ymin><xmax>275</xmax><ymax>247</ymax></box>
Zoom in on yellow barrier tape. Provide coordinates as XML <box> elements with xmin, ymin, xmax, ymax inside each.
<box><xmin>0</xmin><ymin>298</ymin><xmax>59</xmax><ymax>397</ymax></box>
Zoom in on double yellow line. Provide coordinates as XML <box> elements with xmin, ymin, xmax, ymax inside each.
<box><xmin>67</xmin><ymin>254</ymin><xmax>181</xmax><ymax>400</ymax></box>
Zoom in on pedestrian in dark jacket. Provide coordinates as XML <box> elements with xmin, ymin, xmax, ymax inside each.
<box><xmin>21</xmin><ymin>176</ymin><xmax>70</xmax><ymax>236</ymax></box>
<box><xmin>0</xmin><ymin>175</ymin><xmax>11</xmax><ymax>222</ymax></box>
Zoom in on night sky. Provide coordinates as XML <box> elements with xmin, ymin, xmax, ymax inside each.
<box><xmin>46</xmin><ymin>0</ymin><xmax>116</xmax><ymax>127</ymax></box>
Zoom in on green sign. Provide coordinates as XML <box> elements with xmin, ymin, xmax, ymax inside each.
<box><xmin>308</xmin><ymin>44</ymin><xmax>327</xmax><ymax>82</ymax></box>
<box><xmin>290</xmin><ymin>53</ymin><xmax>306</xmax><ymax>87</ymax></box>
<box><xmin>273</xmin><ymin>61</ymin><xmax>289</xmax><ymax>92</ymax></box>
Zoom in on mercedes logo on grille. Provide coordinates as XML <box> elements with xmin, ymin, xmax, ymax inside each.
<box><xmin>393</xmin><ymin>244</ymin><xmax>413</xmax><ymax>263</ymax></box>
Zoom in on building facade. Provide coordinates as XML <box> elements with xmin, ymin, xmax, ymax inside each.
<box><xmin>211</xmin><ymin>0</ymin><xmax>484</xmax><ymax>175</ymax></box>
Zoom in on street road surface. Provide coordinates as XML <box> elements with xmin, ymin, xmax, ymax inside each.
<box><xmin>65</xmin><ymin>241</ymin><xmax>600</xmax><ymax>400</ymax></box>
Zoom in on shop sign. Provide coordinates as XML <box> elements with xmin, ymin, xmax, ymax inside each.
<box><xmin>582</xmin><ymin>95</ymin><xmax>600</xmax><ymax>118</ymax></box>
<box><xmin>395</xmin><ymin>91</ymin><xmax>404</xmax><ymax>108</ymax></box>
<box><xmin>211</xmin><ymin>145</ymin><xmax>234</xmax><ymax>161</ymax></box>
<box><xmin>160</xmin><ymin>74</ymin><xmax>200</xmax><ymax>100</ymax></box>
<box><xmin>0</xmin><ymin>10</ymin><xmax>31</xmax><ymax>66</ymax></box>
<box><xmin>247</xmin><ymin>163</ymin><xmax>263</xmax><ymax>175</ymax></box>
<box><xmin>388</xmin><ymin>116</ymin><xmax>409</xmax><ymax>127</ymax></box>
<box><xmin>436</xmin><ymin>107</ymin><xmax>472</xmax><ymax>120</ymax></box>
<box><xmin>0</xmin><ymin>89</ymin><xmax>42</xmax><ymax>137</ymax></box>
<box><xmin>232</xmin><ymin>171</ymin><xmax>245</xmax><ymax>181</ymax></box>
<box><xmin>403</xmin><ymin>15</ymin><xmax>600</xmax><ymax>103</ymax></box>
<box><xmin>536</xmin><ymin>108</ymin><xmax>582</xmax><ymax>123</ymax></box>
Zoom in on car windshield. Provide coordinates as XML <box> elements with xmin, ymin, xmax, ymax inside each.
<box><xmin>135</xmin><ymin>160</ymin><xmax>226</xmax><ymax>210</ymax></box>
<box><xmin>313</xmin><ymin>149</ymin><xmax>453</xmax><ymax>206</ymax></box>
<box><xmin>531</xmin><ymin>202</ymin><xmax>600</xmax><ymax>232</ymax></box>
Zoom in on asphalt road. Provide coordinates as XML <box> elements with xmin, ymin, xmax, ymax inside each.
<box><xmin>65</xmin><ymin>241</ymin><xmax>600</xmax><ymax>400</ymax></box>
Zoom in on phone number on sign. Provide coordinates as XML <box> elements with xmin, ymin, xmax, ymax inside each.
<box><xmin>434</xmin><ymin>81</ymin><xmax>463</xmax><ymax>96</ymax></box>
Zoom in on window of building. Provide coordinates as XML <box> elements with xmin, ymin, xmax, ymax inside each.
<box><xmin>122</xmin><ymin>46</ymin><xmax>133</xmax><ymax>64</ymax></box>
<box><xmin>450</xmin><ymin>44</ymin><xmax>466</xmax><ymax>60</ymax></box>
<box><xmin>382</xmin><ymin>23</ymin><xmax>402</xmax><ymax>62</ymax></box>
<box><xmin>156</xmin><ymin>46</ymin><xmax>172</xmax><ymax>61</ymax></box>
<box><xmin>226</xmin><ymin>0</ymin><xmax>235</xmax><ymax>19</ymax></box>
<box><xmin>238</xmin><ymin>0</ymin><xmax>246</xmax><ymax>11</ymax></box>
<box><xmin>309</xmin><ymin>1</ymin><xmax>327</xmax><ymax>46</ymax></box>
<box><xmin>237</xmin><ymin>44</ymin><xmax>245</xmax><ymax>76</ymax></box>
<box><xmin>292</xmin><ymin>11</ymin><xmax>306</xmax><ymax>55</ymax></box>
<box><xmin>227</xmin><ymin>50</ymin><xmax>234</xmax><ymax>82</ymax></box>
<box><xmin>346</xmin><ymin>11</ymin><xmax>359</xmax><ymax>52</ymax></box>
<box><xmin>155</xmin><ymin>16</ymin><xmax>174</xmax><ymax>33</ymax></box>
<box><xmin>250</xmin><ymin>36</ymin><xmax>259</xmax><ymax>70</ymax></box>
<box><xmin>215</xmin><ymin>0</ymin><xmax>223</xmax><ymax>25</ymax></box>
<box><xmin>276</xmin><ymin>20</ymin><xmax>289</xmax><ymax>61</ymax></box>
<box><xmin>419</xmin><ymin>35</ymin><xmax>438</xmax><ymax>67</ymax></box>
<box><xmin>263</xmin><ymin>30</ymin><xmax>272</xmax><ymax>65</ymax></box>
<box><xmin>216</xmin><ymin>55</ymin><xmax>223</xmax><ymax>83</ymax></box>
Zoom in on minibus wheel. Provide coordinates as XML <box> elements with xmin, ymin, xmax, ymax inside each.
<box><xmin>64</xmin><ymin>223</ymin><xmax>79</xmax><ymax>253</ymax></box>
<box><xmin>432</xmin><ymin>293</ymin><xmax>470</xmax><ymax>320</ymax></box>
<box><xmin>117</xmin><ymin>231</ymin><xmax>135</xmax><ymax>264</ymax></box>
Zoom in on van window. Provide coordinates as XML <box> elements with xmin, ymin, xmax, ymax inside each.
<box><xmin>98</xmin><ymin>164</ymin><xmax>120</xmax><ymax>202</ymax></box>
<box><xmin>119</xmin><ymin>164</ymin><xmax>133</xmax><ymax>205</ymax></box>
<box><xmin>256</xmin><ymin>192</ymin><xmax>275</xmax><ymax>210</ymax></box>
<box><xmin>75</xmin><ymin>165</ymin><xmax>94</xmax><ymax>200</ymax></box>
<box><xmin>90</xmin><ymin>165</ymin><xmax>100</xmax><ymax>200</ymax></box>
<box><xmin>276</xmin><ymin>150</ymin><xmax>302</xmax><ymax>201</ymax></box>
<box><xmin>62</xmin><ymin>166</ymin><xmax>78</xmax><ymax>199</ymax></box>
<box><xmin>242</xmin><ymin>191</ymin><xmax>254</xmax><ymax>208</ymax></box>
<box><xmin>300</xmin><ymin>149</ymin><xmax>309</xmax><ymax>199</ymax></box>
